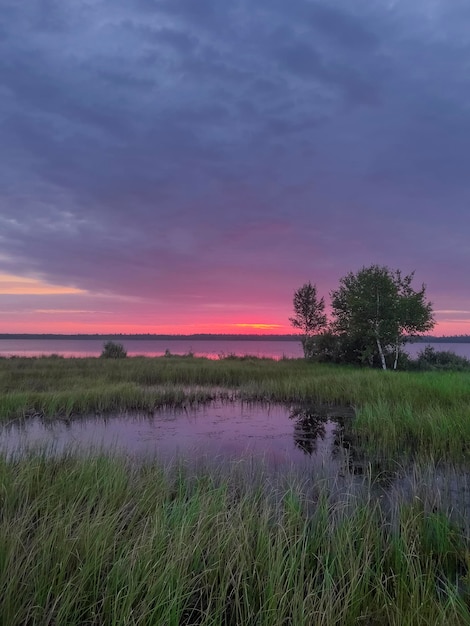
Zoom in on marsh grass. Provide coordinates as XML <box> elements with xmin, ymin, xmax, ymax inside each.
<box><xmin>0</xmin><ymin>451</ymin><xmax>469</xmax><ymax>625</ymax></box>
<box><xmin>1</xmin><ymin>358</ymin><xmax>470</xmax><ymax>623</ymax></box>
<box><xmin>1</xmin><ymin>356</ymin><xmax>470</xmax><ymax>462</ymax></box>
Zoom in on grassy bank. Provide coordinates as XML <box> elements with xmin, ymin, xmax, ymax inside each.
<box><xmin>1</xmin><ymin>452</ymin><xmax>469</xmax><ymax>626</ymax></box>
<box><xmin>1</xmin><ymin>355</ymin><xmax>470</xmax><ymax>461</ymax></box>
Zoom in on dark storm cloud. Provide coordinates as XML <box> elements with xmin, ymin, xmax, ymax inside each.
<box><xmin>1</xmin><ymin>0</ymin><xmax>470</xmax><ymax>321</ymax></box>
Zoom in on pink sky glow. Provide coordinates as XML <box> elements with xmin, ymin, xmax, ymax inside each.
<box><xmin>0</xmin><ymin>274</ymin><xmax>468</xmax><ymax>336</ymax></box>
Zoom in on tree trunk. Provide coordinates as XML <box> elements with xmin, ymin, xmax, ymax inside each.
<box><xmin>376</xmin><ymin>337</ymin><xmax>387</xmax><ymax>370</ymax></box>
<box><xmin>374</xmin><ymin>290</ymin><xmax>387</xmax><ymax>370</ymax></box>
<box><xmin>393</xmin><ymin>338</ymin><xmax>399</xmax><ymax>370</ymax></box>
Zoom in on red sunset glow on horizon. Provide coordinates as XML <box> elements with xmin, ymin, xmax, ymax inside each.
<box><xmin>0</xmin><ymin>273</ymin><xmax>469</xmax><ymax>336</ymax></box>
<box><xmin>0</xmin><ymin>318</ymin><xmax>468</xmax><ymax>337</ymax></box>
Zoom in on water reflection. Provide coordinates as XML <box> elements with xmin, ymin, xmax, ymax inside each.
<box><xmin>0</xmin><ymin>402</ymin><xmax>356</xmax><ymax>469</ymax></box>
<box><xmin>289</xmin><ymin>404</ymin><xmax>354</xmax><ymax>456</ymax></box>
<box><xmin>290</xmin><ymin>407</ymin><xmax>327</xmax><ymax>454</ymax></box>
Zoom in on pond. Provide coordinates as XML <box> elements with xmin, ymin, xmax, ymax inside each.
<box><xmin>0</xmin><ymin>401</ymin><xmax>356</xmax><ymax>470</ymax></box>
<box><xmin>3</xmin><ymin>401</ymin><xmax>470</xmax><ymax>522</ymax></box>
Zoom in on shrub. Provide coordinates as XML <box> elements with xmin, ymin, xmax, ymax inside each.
<box><xmin>415</xmin><ymin>346</ymin><xmax>470</xmax><ymax>371</ymax></box>
<box><xmin>100</xmin><ymin>341</ymin><xmax>127</xmax><ymax>359</ymax></box>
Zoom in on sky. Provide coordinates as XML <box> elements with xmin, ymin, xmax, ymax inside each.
<box><xmin>1</xmin><ymin>0</ymin><xmax>470</xmax><ymax>335</ymax></box>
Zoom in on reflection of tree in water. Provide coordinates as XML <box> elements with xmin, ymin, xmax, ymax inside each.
<box><xmin>289</xmin><ymin>405</ymin><xmax>393</xmax><ymax>478</ymax></box>
<box><xmin>289</xmin><ymin>407</ymin><xmax>328</xmax><ymax>455</ymax></box>
<box><xmin>289</xmin><ymin>405</ymin><xmax>356</xmax><ymax>457</ymax></box>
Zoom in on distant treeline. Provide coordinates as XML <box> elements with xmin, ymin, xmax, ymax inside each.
<box><xmin>0</xmin><ymin>333</ymin><xmax>469</xmax><ymax>342</ymax></box>
<box><xmin>0</xmin><ymin>333</ymin><xmax>301</xmax><ymax>341</ymax></box>
<box><xmin>412</xmin><ymin>335</ymin><xmax>470</xmax><ymax>343</ymax></box>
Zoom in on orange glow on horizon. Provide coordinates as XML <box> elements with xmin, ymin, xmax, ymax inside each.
<box><xmin>233</xmin><ymin>323</ymin><xmax>284</xmax><ymax>330</ymax></box>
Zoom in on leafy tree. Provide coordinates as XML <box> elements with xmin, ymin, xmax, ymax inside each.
<box><xmin>330</xmin><ymin>265</ymin><xmax>434</xmax><ymax>370</ymax></box>
<box><xmin>289</xmin><ymin>282</ymin><xmax>327</xmax><ymax>359</ymax></box>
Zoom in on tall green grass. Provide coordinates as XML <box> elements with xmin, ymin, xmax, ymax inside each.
<box><xmin>1</xmin><ymin>355</ymin><xmax>469</xmax><ymax>406</ymax></box>
<box><xmin>0</xmin><ymin>452</ymin><xmax>469</xmax><ymax>625</ymax></box>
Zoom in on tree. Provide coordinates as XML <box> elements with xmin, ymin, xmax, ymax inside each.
<box><xmin>391</xmin><ymin>270</ymin><xmax>435</xmax><ymax>369</ymax></box>
<box><xmin>289</xmin><ymin>282</ymin><xmax>327</xmax><ymax>359</ymax></box>
<box><xmin>330</xmin><ymin>265</ymin><xmax>434</xmax><ymax>370</ymax></box>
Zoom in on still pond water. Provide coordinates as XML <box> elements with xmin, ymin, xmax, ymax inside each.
<box><xmin>4</xmin><ymin>403</ymin><xmax>470</xmax><ymax>515</ymax></box>
<box><xmin>1</xmin><ymin>338</ymin><xmax>469</xmax><ymax>359</ymax></box>
<box><xmin>0</xmin><ymin>402</ymin><xmax>355</xmax><ymax>470</ymax></box>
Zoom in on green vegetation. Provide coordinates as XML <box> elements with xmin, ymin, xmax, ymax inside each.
<box><xmin>101</xmin><ymin>340</ymin><xmax>128</xmax><ymax>359</ymax></box>
<box><xmin>292</xmin><ymin>265</ymin><xmax>434</xmax><ymax>369</ymax></box>
<box><xmin>331</xmin><ymin>266</ymin><xmax>434</xmax><ymax>369</ymax></box>
<box><xmin>0</xmin><ymin>452</ymin><xmax>469</xmax><ymax>625</ymax></box>
<box><xmin>289</xmin><ymin>281</ymin><xmax>327</xmax><ymax>359</ymax></box>
<box><xmin>412</xmin><ymin>346</ymin><xmax>470</xmax><ymax>371</ymax></box>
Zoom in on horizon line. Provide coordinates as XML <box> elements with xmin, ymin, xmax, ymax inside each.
<box><xmin>0</xmin><ymin>333</ymin><xmax>469</xmax><ymax>340</ymax></box>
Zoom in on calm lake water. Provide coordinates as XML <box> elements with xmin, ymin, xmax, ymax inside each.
<box><xmin>0</xmin><ymin>402</ymin><xmax>355</xmax><ymax>470</ymax></box>
<box><xmin>0</xmin><ymin>337</ymin><xmax>469</xmax><ymax>359</ymax></box>
<box><xmin>0</xmin><ymin>338</ymin><xmax>302</xmax><ymax>359</ymax></box>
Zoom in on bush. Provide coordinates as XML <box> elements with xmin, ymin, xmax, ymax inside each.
<box><xmin>315</xmin><ymin>332</ymin><xmax>376</xmax><ymax>366</ymax></box>
<box><xmin>100</xmin><ymin>341</ymin><xmax>127</xmax><ymax>359</ymax></box>
<box><xmin>414</xmin><ymin>346</ymin><xmax>470</xmax><ymax>371</ymax></box>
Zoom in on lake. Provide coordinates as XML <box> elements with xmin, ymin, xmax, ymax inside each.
<box><xmin>0</xmin><ymin>338</ymin><xmax>302</xmax><ymax>359</ymax></box>
<box><xmin>0</xmin><ymin>337</ymin><xmax>469</xmax><ymax>359</ymax></box>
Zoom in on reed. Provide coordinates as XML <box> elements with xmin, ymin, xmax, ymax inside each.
<box><xmin>0</xmin><ymin>451</ymin><xmax>468</xmax><ymax>625</ymax></box>
<box><xmin>1</xmin><ymin>356</ymin><xmax>469</xmax><ymax>403</ymax></box>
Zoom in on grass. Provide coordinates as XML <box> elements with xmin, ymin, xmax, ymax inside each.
<box><xmin>0</xmin><ymin>355</ymin><xmax>469</xmax><ymax>461</ymax></box>
<box><xmin>1</xmin><ymin>356</ymin><xmax>470</xmax><ymax>623</ymax></box>
<box><xmin>0</xmin><ymin>452</ymin><xmax>469</xmax><ymax>625</ymax></box>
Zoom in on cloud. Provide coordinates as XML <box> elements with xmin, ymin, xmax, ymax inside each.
<box><xmin>1</xmin><ymin>0</ymin><xmax>470</xmax><ymax>332</ymax></box>
<box><xmin>0</xmin><ymin>273</ymin><xmax>86</xmax><ymax>295</ymax></box>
